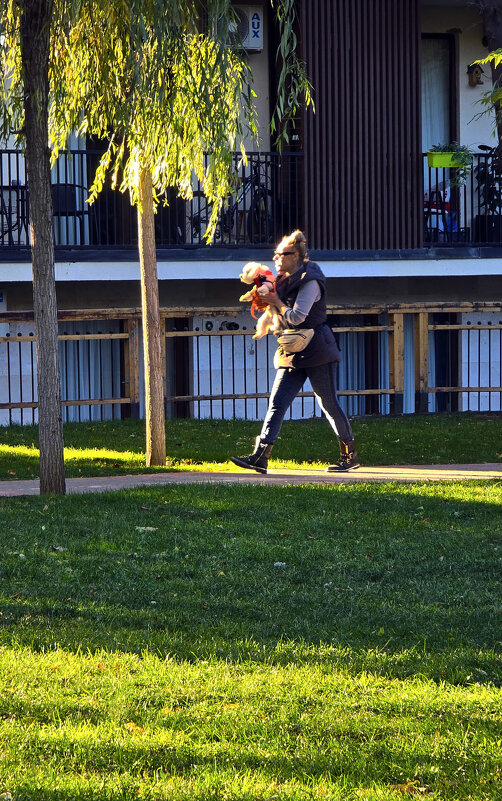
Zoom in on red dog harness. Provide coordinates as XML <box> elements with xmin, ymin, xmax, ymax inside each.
<box><xmin>250</xmin><ymin>268</ymin><xmax>275</xmax><ymax>318</ymax></box>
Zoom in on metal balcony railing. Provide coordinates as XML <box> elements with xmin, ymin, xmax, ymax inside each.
<box><xmin>4</xmin><ymin>148</ymin><xmax>502</xmax><ymax>250</ymax></box>
<box><xmin>0</xmin><ymin>149</ymin><xmax>303</xmax><ymax>250</ymax></box>
<box><xmin>423</xmin><ymin>150</ymin><xmax>502</xmax><ymax>246</ymax></box>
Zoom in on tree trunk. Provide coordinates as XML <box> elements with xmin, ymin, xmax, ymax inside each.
<box><xmin>20</xmin><ymin>0</ymin><xmax>66</xmax><ymax>494</ymax></box>
<box><xmin>138</xmin><ymin>169</ymin><xmax>166</xmax><ymax>467</ymax></box>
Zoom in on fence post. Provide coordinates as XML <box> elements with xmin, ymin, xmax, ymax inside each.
<box><xmin>389</xmin><ymin>312</ymin><xmax>404</xmax><ymax>414</ymax></box>
<box><xmin>124</xmin><ymin>317</ymin><xmax>141</xmax><ymax>418</ymax></box>
<box><xmin>414</xmin><ymin>311</ymin><xmax>429</xmax><ymax>413</ymax></box>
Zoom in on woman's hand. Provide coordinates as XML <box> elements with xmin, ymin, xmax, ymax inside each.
<box><xmin>260</xmin><ymin>289</ymin><xmax>281</xmax><ymax>309</ymax></box>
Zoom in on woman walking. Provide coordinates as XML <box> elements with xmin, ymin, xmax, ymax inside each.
<box><xmin>230</xmin><ymin>229</ymin><xmax>359</xmax><ymax>474</ymax></box>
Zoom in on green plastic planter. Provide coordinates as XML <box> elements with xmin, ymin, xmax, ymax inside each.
<box><xmin>427</xmin><ymin>151</ymin><xmax>458</xmax><ymax>168</ymax></box>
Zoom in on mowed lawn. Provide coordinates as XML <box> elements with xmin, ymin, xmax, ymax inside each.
<box><xmin>0</xmin><ymin>415</ymin><xmax>501</xmax><ymax>800</ymax></box>
<box><xmin>0</xmin><ymin>412</ymin><xmax>501</xmax><ymax>479</ymax></box>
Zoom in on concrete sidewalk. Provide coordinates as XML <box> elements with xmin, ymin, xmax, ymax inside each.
<box><xmin>1</xmin><ymin>463</ymin><xmax>501</xmax><ymax>496</ymax></box>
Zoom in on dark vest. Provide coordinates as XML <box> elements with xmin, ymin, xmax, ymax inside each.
<box><xmin>276</xmin><ymin>261</ymin><xmax>328</xmax><ymax>328</ymax></box>
<box><xmin>276</xmin><ymin>261</ymin><xmax>341</xmax><ymax>367</ymax></box>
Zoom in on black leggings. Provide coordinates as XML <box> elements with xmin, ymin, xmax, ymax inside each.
<box><xmin>260</xmin><ymin>362</ymin><xmax>353</xmax><ymax>444</ymax></box>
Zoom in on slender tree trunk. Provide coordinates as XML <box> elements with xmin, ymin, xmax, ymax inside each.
<box><xmin>138</xmin><ymin>168</ymin><xmax>166</xmax><ymax>466</ymax></box>
<box><xmin>20</xmin><ymin>0</ymin><xmax>66</xmax><ymax>494</ymax></box>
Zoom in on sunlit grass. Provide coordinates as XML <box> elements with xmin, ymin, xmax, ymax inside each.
<box><xmin>1</xmin><ymin>646</ymin><xmax>501</xmax><ymax>801</ymax></box>
<box><xmin>0</xmin><ymin>440</ymin><xmax>333</xmax><ymax>478</ymax></box>
<box><xmin>0</xmin><ymin>413</ymin><xmax>501</xmax><ymax>480</ymax></box>
<box><xmin>65</xmin><ymin>446</ymin><xmax>147</xmax><ymax>466</ymax></box>
<box><xmin>0</xmin><ymin>444</ymin><xmax>38</xmax><ymax>458</ymax></box>
<box><xmin>0</xmin><ymin>441</ymin><xmax>236</xmax><ymax>479</ymax></box>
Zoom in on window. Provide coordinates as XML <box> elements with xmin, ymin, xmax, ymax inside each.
<box><xmin>422</xmin><ymin>35</ymin><xmax>456</xmax><ymax>151</ymax></box>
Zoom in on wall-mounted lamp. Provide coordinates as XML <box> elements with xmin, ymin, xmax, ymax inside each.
<box><xmin>467</xmin><ymin>62</ymin><xmax>485</xmax><ymax>86</ymax></box>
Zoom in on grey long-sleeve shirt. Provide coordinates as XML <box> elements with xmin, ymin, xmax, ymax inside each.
<box><xmin>282</xmin><ymin>280</ymin><xmax>321</xmax><ymax>327</ymax></box>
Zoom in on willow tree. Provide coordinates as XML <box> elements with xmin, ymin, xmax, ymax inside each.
<box><xmin>50</xmin><ymin>0</ymin><xmax>312</xmax><ymax>466</ymax></box>
<box><xmin>49</xmin><ymin>1</ymin><xmax>253</xmax><ymax>465</ymax></box>
<box><xmin>1</xmin><ymin>0</ymin><xmax>311</xmax><ymax>472</ymax></box>
<box><xmin>0</xmin><ymin>0</ymin><xmax>66</xmax><ymax>494</ymax></box>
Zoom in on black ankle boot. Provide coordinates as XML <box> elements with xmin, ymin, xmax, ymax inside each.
<box><xmin>326</xmin><ymin>439</ymin><xmax>360</xmax><ymax>472</ymax></box>
<box><xmin>230</xmin><ymin>437</ymin><xmax>273</xmax><ymax>474</ymax></box>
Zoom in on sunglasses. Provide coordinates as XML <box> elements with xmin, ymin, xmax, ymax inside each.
<box><xmin>273</xmin><ymin>250</ymin><xmax>296</xmax><ymax>257</ymax></box>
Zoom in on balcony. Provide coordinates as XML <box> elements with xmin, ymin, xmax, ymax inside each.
<box><xmin>423</xmin><ymin>150</ymin><xmax>502</xmax><ymax>248</ymax></box>
<box><xmin>0</xmin><ymin>149</ymin><xmax>302</xmax><ymax>254</ymax></box>
<box><xmin>3</xmin><ymin>148</ymin><xmax>502</xmax><ymax>254</ymax></box>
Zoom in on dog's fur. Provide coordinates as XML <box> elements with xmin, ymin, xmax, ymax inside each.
<box><xmin>239</xmin><ymin>262</ymin><xmax>283</xmax><ymax>340</ymax></box>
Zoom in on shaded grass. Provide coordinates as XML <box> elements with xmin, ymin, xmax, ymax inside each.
<box><xmin>0</xmin><ymin>412</ymin><xmax>501</xmax><ymax>480</ymax></box>
<box><xmin>1</xmin><ymin>481</ymin><xmax>500</xmax><ymax>678</ymax></box>
<box><xmin>1</xmin><ymin>476</ymin><xmax>501</xmax><ymax>799</ymax></box>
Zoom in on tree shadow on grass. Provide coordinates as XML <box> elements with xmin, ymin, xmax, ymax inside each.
<box><xmin>1</xmin><ymin>481</ymin><xmax>501</xmax><ymax>684</ymax></box>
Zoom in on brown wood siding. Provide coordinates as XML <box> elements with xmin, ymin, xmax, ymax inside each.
<box><xmin>301</xmin><ymin>0</ymin><xmax>422</xmax><ymax>250</ymax></box>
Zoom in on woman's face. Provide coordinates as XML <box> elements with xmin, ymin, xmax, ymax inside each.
<box><xmin>273</xmin><ymin>240</ymin><xmax>301</xmax><ymax>275</ymax></box>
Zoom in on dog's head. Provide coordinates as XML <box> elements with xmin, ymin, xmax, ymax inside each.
<box><xmin>239</xmin><ymin>262</ymin><xmax>271</xmax><ymax>285</ymax></box>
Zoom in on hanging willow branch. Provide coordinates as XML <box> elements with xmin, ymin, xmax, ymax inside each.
<box><xmin>270</xmin><ymin>0</ymin><xmax>314</xmax><ymax>149</ymax></box>
<box><xmin>2</xmin><ymin>0</ymin><xmax>314</xmax><ymax>220</ymax></box>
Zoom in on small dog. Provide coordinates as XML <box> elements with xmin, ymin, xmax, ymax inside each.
<box><xmin>239</xmin><ymin>261</ymin><xmax>283</xmax><ymax>339</ymax></box>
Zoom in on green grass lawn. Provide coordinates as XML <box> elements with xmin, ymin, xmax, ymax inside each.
<box><xmin>0</xmin><ymin>451</ymin><xmax>501</xmax><ymax>799</ymax></box>
<box><xmin>0</xmin><ymin>412</ymin><xmax>501</xmax><ymax>480</ymax></box>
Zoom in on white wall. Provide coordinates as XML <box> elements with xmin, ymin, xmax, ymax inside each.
<box><xmin>213</xmin><ymin>5</ymin><xmax>271</xmax><ymax>154</ymax></box>
<box><xmin>422</xmin><ymin>4</ymin><xmax>497</xmax><ymax>149</ymax></box>
<box><xmin>245</xmin><ymin>11</ymin><xmax>271</xmax><ymax>152</ymax></box>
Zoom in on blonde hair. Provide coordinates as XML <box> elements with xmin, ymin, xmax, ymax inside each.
<box><xmin>280</xmin><ymin>229</ymin><xmax>308</xmax><ymax>261</ymax></box>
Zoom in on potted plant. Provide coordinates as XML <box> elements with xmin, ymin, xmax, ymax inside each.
<box><xmin>426</xmin><ymin>142</ymin><xmax>473</xmax><ymax>187</ymax></box>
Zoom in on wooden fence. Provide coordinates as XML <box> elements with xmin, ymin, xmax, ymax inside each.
<box><xmin>1</xmin><ymin>302</ymin><xmax>501</xmax><ymax>424</ymax></box>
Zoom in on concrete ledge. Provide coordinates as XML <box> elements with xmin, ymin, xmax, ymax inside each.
<box><xmin>2</xmin><ymin>257</ymin><xmax>502</xmax><ymax>283</ymax></box>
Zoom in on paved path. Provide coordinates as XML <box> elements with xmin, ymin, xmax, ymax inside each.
<box><xmin>0</xmin><ymin>463</ymin><xmax>501</xmax><ymax>496</ymax></box>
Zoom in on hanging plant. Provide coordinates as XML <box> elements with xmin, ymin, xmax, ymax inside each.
<box><xmin>426</xmin><ymin>142</ymin><xmax>473</xmax><ymax>187</ymax></box>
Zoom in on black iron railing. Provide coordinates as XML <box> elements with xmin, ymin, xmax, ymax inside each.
<box><xmin>4</xmin><ymin>148</ymin><xmax>502</xmax><ymax>250</ymax></box>
<box><xmin>423</xmin><ymin>150</ymin><xmax>502</xmax><ymax>246</ymax></box>
<box><xmin>0</xmin><ymin>149</ymin><xmax>303</xmax><ymax>250</ymax></box>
